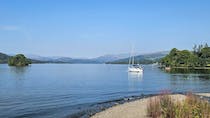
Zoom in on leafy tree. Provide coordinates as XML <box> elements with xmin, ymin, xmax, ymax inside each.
<box><xmin>200</xmin><ymin>47</ymin><xmax>210</xmax><ymax>58</ymax></box>
<box><xmin>200</xmin><ymin>47</ymin><xmax>210</xmax><ymax>65</ymax></box>
<box><xmin>8</xmin><ymin>54</ymin><xmax>31</xmax><ymax>66</ymax></box>
<box><xmin>204</xmin><ymin>43</ymin><xmax>209</xmax><ymax>48</ymax></box>
<box><xmin>161</xmin><ymin>56</ymin><xmax>171</xmax><ymax>67</ymax></box>
<box><xmin>193</xmin><ymin>44</ymin><xmax>197</xmax><ymax>55</ymax></box>
<box><xmin>160</xmin><ymin>43</ymin><xmax>210</xmax><ymax>68</ymax></box>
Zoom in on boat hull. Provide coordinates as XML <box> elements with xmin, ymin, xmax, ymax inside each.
<box><xmin>128</xmin><ymin>67</ymin><xmax>143</xmax><ymax>73</ymax></box>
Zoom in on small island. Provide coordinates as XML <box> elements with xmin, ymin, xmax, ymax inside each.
<box><xmin>160</xmin><ymin>43</ymin><xmax>210</xmax><ymax>70</ymax></box>
<box><xmin>8</xmin><ymin>54</ymin><xmax>31</xmax><ymax>66</ymax></box>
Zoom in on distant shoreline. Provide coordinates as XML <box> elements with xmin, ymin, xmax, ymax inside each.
<box><xmin>161</xmin><ymin>66</ymin><xmax>210</xmax><ymax>70</ymax></box>
<box><xmin>172</xmin><ymin>67</ymin><xmax>210</xmax><ymax>70</ymax></box>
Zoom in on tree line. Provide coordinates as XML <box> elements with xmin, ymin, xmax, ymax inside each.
<box><xmin>160</xmin><ymin>43</ymin><xmax>210</xmax><ymax>68</ymax></box>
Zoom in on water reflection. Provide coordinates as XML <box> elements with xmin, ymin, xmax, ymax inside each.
<box><xmin>9</xmin><ymin>66</ymin><xmax>30</xmax><ymax>79</ymax></box>
<box><xmin>171</xmin><ymin>74</ymin><xmax>210</xmax><ymax>80</ymax></box>
<box><xmin>127</xmin><ymin>72</ymin><xmax>143</xmax><ymax>91</ymax></box>
<box><xmin>169</xmin><ymin>74</ymin><xmax>210</xmax><ymax>92</ymax></box>
<box><xmin>128</xmin><ymin>72</ymin><xmax>143</xmax><ymax>80</ymax></box>
<box><xmin>1</xmin><ymin>64</ymin><xmax>210</xmax><ymax>118</ymax></box>
<box><xmin>169</xmin><ymin>68</ymin><xmax>210</xmax><ymax>74</ymax></box>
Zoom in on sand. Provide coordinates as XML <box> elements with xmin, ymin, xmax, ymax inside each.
<box><xmin>91</xmin><ymin>94</ymin><xmax>186</xmax><ymax>118</ymax></box>
<box><xmin>195</xmin><ymin>93</ymin><xmax>210</xmax><ymax>97</ymax></box>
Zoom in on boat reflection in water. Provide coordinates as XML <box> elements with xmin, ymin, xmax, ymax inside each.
<box><xmin>127</xmin><ymin>72</ymin><xmax>143</xmax><ymax>91</ymax></box>
<box><xmin>128</xmin><ymin>72</ymin><xmax>143</xmax><ymax>80</ymax></box>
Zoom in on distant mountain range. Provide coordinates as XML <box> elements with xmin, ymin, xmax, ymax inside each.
<box><xmin>25</xmin><ymin>53</ymin><xmax>131</xmax><ymax>63</ymax></box>
<box><xmin>106</xmin><ymin>51</ymin><xmax>169</xmax><ymax>64</ymax></box>
<box><xmin>0</xmin><ymin>53</ymin><xmax>43</xmax><ymax>64</ymax></box>
<box><xmin>0</xmin><ymin>51</ymin><xmax>169</xmax><ymax>64</ymax></box>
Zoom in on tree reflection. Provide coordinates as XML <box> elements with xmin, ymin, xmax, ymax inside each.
<box><xmin>9</xmin><ymin>66</ymin><xmax>30</xmax><ymax>79</ymax></box>
<box><xmin>169</xmin><ymin>74</ymin><xmax>210</xmax><ymax>92</ymax></box>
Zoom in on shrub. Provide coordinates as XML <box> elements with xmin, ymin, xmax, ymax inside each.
<box><xmin>147</xmin><ymin>97</ymin><xmax>161</xmax><ymax>118</ymax></box>
<box><xmin>147</xmin><ymin>92</ymin><xmax>210</xmax><ymax>118</ymax></box>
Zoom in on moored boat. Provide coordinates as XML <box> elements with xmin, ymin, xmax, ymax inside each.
<box><xmin>128</xmin><ymin>48</ymin><xmax>143</xmax><ymax>73</ymax></box>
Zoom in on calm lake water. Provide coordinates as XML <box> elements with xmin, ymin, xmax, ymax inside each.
<box><xmin>0</xmin><ymin>64</ymin><xmax>210</xmax><ymax>118</ymax></box>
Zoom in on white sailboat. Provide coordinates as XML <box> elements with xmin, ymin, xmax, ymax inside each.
<box><xmin>128</xmin><ymin>49</ymin><xmax>143</xmax><ymax>73</ymax></box>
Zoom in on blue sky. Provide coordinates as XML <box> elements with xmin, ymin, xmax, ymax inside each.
<box><xmin>0</xmin><ymin>0</ymin><xmax>210</xmax><ymax>58</ymax></box>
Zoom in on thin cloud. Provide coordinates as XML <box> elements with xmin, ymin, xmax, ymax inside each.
<box><xmin>0</xmin><ymin>25</ymin><xmax>32</xmax><ymax>41</ymax></box>
<box><xmin>0</xmin><ymin>25</ymin><xmax>19</xmax><ymax>31</ymax></box>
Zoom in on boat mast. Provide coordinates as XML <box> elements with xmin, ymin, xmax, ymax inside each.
<box><xmin>132</xmin><ymin>46</ymin><xmax>135</xmax><ymax>65</ymax></box>
<box><xmin>128</xmin><ymin>54</ymin><xmax>131</xmax><ymax>67</ymax></box>
<box><xmin>129</xmin><ymin>45</ymin><xmax>134</xmax><ymax>67</ymax></box>
<box><xmin>129</xmin><ymin>45</ymin><xmax>135</xmax><ymax>66</ymax></box>
<box><xmin>132</xmin><ymin>52</ymin><xmax>134</xmax><ymax>65</ymax></box>
<box><xmin>128</xmin><ymin>46</ymin><xmax>132</xmax><ymax>67</ymax></box>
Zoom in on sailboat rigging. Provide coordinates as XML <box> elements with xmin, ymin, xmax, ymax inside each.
<box><xmin>128</xmin><ymin>48</ymin><xmax>143</xmax><ymax>73</ymax></box>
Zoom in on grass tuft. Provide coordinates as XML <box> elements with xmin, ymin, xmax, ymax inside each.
<box><xmin>147</xmin><ymin>92</ymin><xmax>210</xmax><ymax>118</ymax></box>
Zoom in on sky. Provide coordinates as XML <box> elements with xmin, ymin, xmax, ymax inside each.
<box><xmin>0</xmin><ymin>0</ymin><xmax>210</xmax><ymax>58</ymax></box>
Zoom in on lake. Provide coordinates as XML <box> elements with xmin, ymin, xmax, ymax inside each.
<box><xmin>0</xmin><ymin>64</ymin><xmax>210</xmax><ymax>118</ymax></box>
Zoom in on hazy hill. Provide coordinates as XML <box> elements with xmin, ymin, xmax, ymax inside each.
<box><xmin>0</xmin><ymin>53</ymin><xmax>44</xmax><ymax>64</ymax></box>
<box><xmin>106</xmin><ymin>51</ymin><xmax>169</xmax><ymax>64</ymax></box>
<box><xmin>22</xmin><ymin>51</ymin><xmax>169</xmax><ymax>64</ymax></box>
<box><xmin>26</xmin><ymin>55</ymin><xmax>100</xmax><ymax>63</ymax></box>
<box><xmin>26</xmin><ymin>54</ymin><xmax>128</xmax><ymax>63</ymax></box>
<box><xmin>0</xmin><ymin>52</ymin><xmax>10</xmax><ymax>63</ymax></box>
<box><xmin>51</xmin><ymin>57</ymin><xmax>99</xmax><ymax>63</ymax></box>
<box><xmin>92</xmin><ymin>53</ymin><xmax>131</xmax><ymax>63</ymax></box>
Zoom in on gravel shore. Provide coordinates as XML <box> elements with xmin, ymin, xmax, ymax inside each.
<box><xmin>91</xmin><ymin>94</ymin><xmax>186</xmax><ymax>118</ymax></box>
